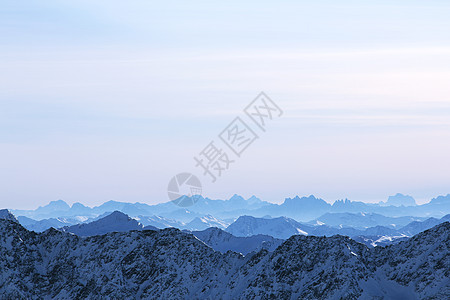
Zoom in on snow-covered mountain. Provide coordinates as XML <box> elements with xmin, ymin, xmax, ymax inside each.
<box><xmin>17</xmin><ymin>216</ymin><xmax>87</xmax><ymax>232</ymax></box>
<box><xmin>182</xmin><ymin>215</ymin><xmax>230</xmax><ymax>231</ymax></box>
<box><xmin>133</xmin><ymin>215</ymin><xmax>184</xmax><ymax>229</ymax></box>
<box><xmin>62</xmin><ymin>211</ymin><xmax>157</xmax><ymax>236</ymax></box>
<box><xmin>310</xmin><ymin>212</ymin><xmax>425</xmax><ymax>229</ymax></box>
<box><xmin>191</xmin><ymin>227</ymin><xmax>283</xmax><ymax>255</ymax></box>
<box><xmin>352</xmin><ymin>234</ymin><xmax>409</xmax><ymax>248</ymax></box>
<box><xmin>226</xmin><ymin>215</ymin><xmax>311</xmax><ymax>239</ymax></box>
<box><xmin>226</xmin><ymin>215</ymin><xmax>450</xmax><ymax>247</ymax></box>
<box><xmin>0</xmin><ymin>209</ymin><xmax>18</xmax><ymax>223</ymax></box>
<box><xmin>399</xmin><ymin>214</ymin><xmax>450</xmax><ymax>236</ymax></box>
<box><xmin>134</xmin><ymin>214</ymin><xmax>231</xmax><ymax>231</ymax></box>
<box><xmin>0</xmin><ymin>218</ymin><xmax>448</xmax><ymax>298</ymax></box>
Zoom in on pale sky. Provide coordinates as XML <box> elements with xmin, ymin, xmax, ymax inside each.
<box><xmin>1</xmin><ymin>1</ymin><xmax>450</xmax><ymax>209</ymax></box>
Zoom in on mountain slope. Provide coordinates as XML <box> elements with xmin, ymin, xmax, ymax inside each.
<box><xmin>0</xmin><ymin>219</ymin><xmax>242</xmax><ymax>299</ymax></box>
<box><xmin>226</xmin><ymin>215</ymin><xmax>450</xmax><ymax>247</ymax></box>
<box><xmin>226</xmin><ymin>215</ymin><xmax>311</xmax><ymax>239</ymax></box>
<box><xmin>183</xmin><ymin>215</ymin><xmax>230</xmax><ymax>231</ymax></box>
<box><xmin>0</xmin><ymin>219</ymin><xmax>448</xmax><ymax>299</ymax></box>
<box><xmin>134</xmin><ymin>215</ymin><xmax>183</xmax><ymax>229</ymax></box>
<box><xmin>311</xmin><ymin>212</ymin><xmax>424</xmax><ymax>229</ymax></box>
<box><xmin>0</xmin><ymin>209</ymin><xmax>18</xmax><ymax>223</ymax></box>
<box><xmin>62</xmin><ymin>211</ymin><xmax>157</xmax><ymax>236</ymax></box>
<box><xmin>17</xmin><ymin>216</ymin><xmax>83</xmax><ymax>232</ymax></box>
<box><xmin>191</xmin><ymin>227</ymin><xmax>283</xmax><ymax>255</ymax></box>
<box><xmin>399</xmin><ymin>214</ymin><xmax>450</xmax><ymax>236</ymax></box>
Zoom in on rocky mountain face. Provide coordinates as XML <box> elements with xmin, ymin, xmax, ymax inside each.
<box><xmin>0</xmin><ymin>209</ymin><xmax>18</xmax><ymax>223</ymax></box>
<box><xmin>0</xmin><ymin>218</ymin><xmax>448</xmax><ymax>299</ymax></box>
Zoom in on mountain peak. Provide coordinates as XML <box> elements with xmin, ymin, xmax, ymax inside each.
<box><xmin>247</xmin><ymin>195</ymin><xmax>261</xmax><ymax>203</ymax></box>
<box><xmin>429</xmin><ymin>194</ymin><xmax>450</xmax><ymax>204</ymax></box>
<box><xmin>36</xmin><ymin>200</ymin><xmax>70</xmax><ymax>213</ymax></box>
<box><xmin>103</xmin><ymin>211</ymin><xmax>132</xmax><ymax>221</ymax></box>
<box><xmin>63</xmin><ymin>211</ymin><xmax>146</xmax><ymax>237</ymax></box>
<box><xmin>283</xmin><ymin>195</ymin><xmax>326</xmax><ymax>205</ymax></box>
<box><xmin>0</xmin><ymin>209</ymin><xmax>18</xmax><ymax>223</ymax></box>
<box><xmin>229</xmin><ymin>194</ymin><xmax>245</xmax><ymax>202</ymax></box>
<box><xmin>386</xmin><ymin>193</ymin><xmax>416</xmax><ymax>206</ymax></box>
<box><xmin>71</xmin><ymin>202</ymin><xmax>88</xmax><ymax>209</ymax></box>
<box><xmin>49</xmin><ymin>199</ymin><xmax>70</xmax><ymax>207</ymax></box>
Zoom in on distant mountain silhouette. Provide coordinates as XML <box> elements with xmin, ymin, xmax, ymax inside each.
<box><xmin>382</xmin><ymin>193</ymin><xmax>416</xmax><ymax>206</ymax></box>
<box><xmin>10</xmin><ymin>193</ymin><xmax>450</xmax><ymax>223</ymax></box>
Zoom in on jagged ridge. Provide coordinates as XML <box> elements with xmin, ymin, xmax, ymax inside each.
<box><xmin>0</xmin><ymin>219</ymin><xmax>448</xmax><ymax>299</ymax></box>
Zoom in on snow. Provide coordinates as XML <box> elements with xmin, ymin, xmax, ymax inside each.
<box><xmin>0</xmin><ymin>209</ymin><xmax>18</xmax><ymax>223</ymax></box>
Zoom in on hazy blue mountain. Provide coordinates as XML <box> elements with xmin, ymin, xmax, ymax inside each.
<box><xmin>69</xmin><ymin>202</ymin><xmax>93</xmax><ymax>215</ymax></box>
<box><xmin>17</xmin><ymin>216</ymin><xmax>82</xmax><ymax>232</ymax></box>
<box><xmin>419</xmin><ymin>194</ymin><xmax>450</xmax><ymax>215</ymax></box>
<box><xmin>10</xmin><ymin>193</ymin><xmax>450</xmax><ymax>224</ymax></box>
<box><xmin>12</xmin><ymin>200</ymin><xmax>154</xmax><ymax>220</ymax></box>
<box><xmin>310</xmin><ymin>212</ymin><xmax>425</xmax><ymax>229</ymax></box>
<box><xmin>352</xmin><ymin>234</ymin><xmax>410</xmax><ymax>247</ymax></box>
<box><xmin>62</xmin><ymin>211</ymin><xmax>157</xmax><ymax>236</ymax></box>
<box><xmin>12</xmin><ymin>200</ymin><xmax>72</xmax><ymax>219</ymax></box>
<box><xmin>280</xmin><ymin>195</ymin><xmax>331</xmax><ymax>220</ymax></box>
<box><xmin>8</xmin><ymin>195</ymin><xmax>272</xmax><ymax>221</ymax></box>
<box><xmin>157</xmin><ymin>208</ymin><xmax>204</xmax><ymax>223</ymax></box>
<box><xmin>15</xmin><ymin>216</ymin><xmax>36</xmax><ymax>226</ymax></box>
<box><xmin>331</xmin><ymin>198</ymin><xmax>372</xmax><ymax>213</ymax></box>
<box><xmin>0</xmin><ymin>218</ymin><xmax>447</xmax><ymax>298</ymax></box>
<box><xmin>36</xmin><ymin>199</ymin><xmax>70</xmax><ymax>214</ymax></box>
<box><xmin>92</xmin><ymin>200</ymin><xmax>153</xmax><ymax>217</ymax></box>
<box><xmin>225</xmin><ymin>214</ymin><xmax>450</xmax><ymax>247</ymax></box>
<box><xmin>134</xmin><ymin>215</ymin><xmax>184</xmax><ymax>229</ymax></box>
<box><xmin>182</xmin><ymin>215</ymin><xmax>230</xmax><ymax>231</ymax></box>
<box><xmin>251</xmin><ymin>195</ymin><xmax>331</xmax><ymax>221</ymax></box>
<box><xmin>331</xmin><ymin>195</ymin><xmax>449</xmax><ymax>218</ymax></box>
<box><xmin>191</xmin><ymin>227</ymin><xmax>283</xmax><ymax>255</ymax></box>
<box><xmin>165</xmin><ymin>194</ymin><xmax>276</xmax><ymax>219</ymax></box>
<box><xmin>226</xmin><ymin>215</ymin><xmax>312</xmax><ymax>239</ymax></box>
<box><xmin>249</xmin><ymin>194</ymin><xmax>448</xmax><ymax>220</ymax></box>
<box><xmin>383</xmin><ymin>193</ymin><xmax>416</xmax><ymax>206</ymax></box>
<box><xmin>226</xmin><ymin>215</ymin><xmax>366</xmax><ymax>239</ymax></box>
<box><xmin>399</xmin><ymin>214</ymin><xmax>450</xmax><ymax>236</ymax></box>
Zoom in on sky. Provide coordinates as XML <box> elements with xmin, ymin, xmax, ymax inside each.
<box><xmin>1</xmin><ymin>0</ymin><xmax>450</xmax><ymax>209</ymax></box>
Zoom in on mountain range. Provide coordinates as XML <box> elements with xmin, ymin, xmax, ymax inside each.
<box><xmin>11</xmin><ymin>193</ymin><xmax>450</xmax><ymax>223</ymax></box>
<box><xmin>0</xmin><ymin>215</ymin><xmax>448</xmax><ymax>299</ymax></box>
<box><xmin>226</xmin><ymin>214</ymin><xmax>450</xmax><ymax>246</ymax></box>
<box><xmin>7</xmin><ymin>208</ymin><xmax>449</xmax><ymax>249</ymax></box>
